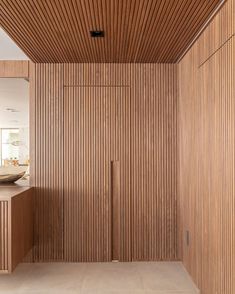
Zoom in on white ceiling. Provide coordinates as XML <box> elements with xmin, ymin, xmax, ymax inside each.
<box><xmin>0</xmin><ymin>28</ymin><xmax>29</xmax><ymax>60</ymax></box>
<box><xmin>0</xmin><ymin>78</ymin><xmax>29</xmax><ymax>128</ymax></box>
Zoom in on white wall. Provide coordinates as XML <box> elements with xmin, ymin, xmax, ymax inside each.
<box><xmin>19</xmin><ymin>127</ymin><xmax>29</xmax><ymax>164</ymax></box>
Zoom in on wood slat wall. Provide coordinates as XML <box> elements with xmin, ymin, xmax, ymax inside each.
<box><xmin>130</xmin><ymin>64</ymin><xmax>178</xmax><ymax>261</ymax></box>
<box><xmin>198</xmin><ymin>0</ymin><xmax>235</xmax><ymax>66</ymax></box>
<box><xmin>0</xmin><ymin>0</ymin><xmax>222</xmax><ymax>63</ymax></box>
<box><xmin>11</xmin><ymin>189</ymin><xmax>34</xmax><ymax>271</ymax></box>
<box><xmin>33</xmin><ymin>64</ymin><xmax>64</xmax><ymax>261</ymax></box>
<box><xmin>32</xmin><ymin>63</ymin><xmax>178</xmax><ymax>261</ymax></box>
<box><xmin>0</xmin><ymin>201</ymin><xmax>9</xmax><ymax>272</ymax></box>
<box><xmin>0</xmin><ymin>188</ymin><xmax>33</xmax><ymax>273</ymax></box>
<box><xmin>179</xmin><ymin>0</ymin><xmax>235</xmax><ymax>293</ymax></box>
<box><xmin>63</xmin><ymin>85</ymin><xmax>131</xmax><ymax>262</ymax></box>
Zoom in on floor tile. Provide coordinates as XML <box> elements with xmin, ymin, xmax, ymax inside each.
<box><xmin>0</xmin><ymin>262</ymin><xmax>199</xmax><ymax>294</ymax></box>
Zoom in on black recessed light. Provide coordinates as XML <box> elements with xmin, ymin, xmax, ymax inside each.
<box><xmin>90</xmin><ymin>30</ymin><xmax>104</xmax><ymax>38</ymax></box>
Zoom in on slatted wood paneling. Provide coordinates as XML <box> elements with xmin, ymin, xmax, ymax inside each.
<box><xmin>11</xmin><ymin>189</ymin><xmax>33</xmax><ymax>271</ymax></box>
<box><xmin>34</xmin><ymin>64</ymin><xmax>64</xmax><ymax>261</ymax></box>
<box><xmin>0</xmin><ymin>201</ymin><xmax>9</xmax><ymax>272</ymax></box>
<box><xmin>130</xmin><ymin>64</ymin><xmax>178</xmax><ymax>260</ymax></box>
<box><xmin>63</xmin><ymin>64</ymin><xmax>132</xmax><ymax>262</ymax></box>
<box><xmin>0</xmin><ymin>0</ymin><xmax>222</xmax><ymax>63</ymax></box>
<box><xmin>63</xmin><ymin>85</ymin><xmax>131</xmax><ymax>262</ymax></box>
<box><xmin>32</xmin><ymin>63</ymin><xmax>178</xmax><ymax>261</ymax></box>
<box><xmin>0</xmin><ymin>188</ymin><xmax>33</xmax><ymax>273</ymax></box>
<box><xmin>179</xmin><ymin>0</ymin><xmax>235</xmax><ymax>293</ymax></box>
<box><xmin>198</xmin><ymin>0</ymin><xmax>235</xmax><ymax>66</ymax></box>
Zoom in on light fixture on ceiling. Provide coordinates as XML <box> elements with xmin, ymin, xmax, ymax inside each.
<box><xmin>5</xmin><ymin>108</ymin><xmax>20</xmax><ymax>112</ymax></box>
<box><xmin>90</xmin><ymin>30</ymin><xmax>104</xmax><ymax>38</ymax></box>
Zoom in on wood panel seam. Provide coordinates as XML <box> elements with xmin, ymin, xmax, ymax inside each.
<box><xmin>199</xmin><ymin>34</ymin><xmax>235</xmax><ymax>68</ymax></box>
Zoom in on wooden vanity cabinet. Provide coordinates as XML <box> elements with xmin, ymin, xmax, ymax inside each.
<box><xmin>0</xmin><ymin>187</ymin><xmax>33</xmax><ymax>273</ymax></box>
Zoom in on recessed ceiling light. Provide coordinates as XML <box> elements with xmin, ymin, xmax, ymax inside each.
<box><xmin>90</xmin><ymin>30</ymin><xmax>104</xmax><ymax>38</ymax></box>
<box><xmin>5</xmin><ymin>108</ymin><xmax>19</xmax><ymax>112</ymax></box>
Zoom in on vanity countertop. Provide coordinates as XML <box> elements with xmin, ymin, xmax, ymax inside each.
<box><xmin>0</xmin><ymin>183</ymin><xmax>32</xmax><ymax>200</ymax></box>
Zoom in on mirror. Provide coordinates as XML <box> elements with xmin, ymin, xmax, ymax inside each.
<box><xmin>0</xmin><ymin>78</ymin><xmax>29</xmax><ymax>183</ymax></box>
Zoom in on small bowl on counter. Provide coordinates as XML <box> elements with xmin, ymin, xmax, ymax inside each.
<box><xmin>0</xmin><ymin>166</ymin><xmax>28</xmax><ymax>184</ymax></box>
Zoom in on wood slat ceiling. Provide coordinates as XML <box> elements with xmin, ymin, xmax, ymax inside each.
<box><xmin>0</xmin><ymin>0</ymin><xmax>223</xmax><ymax>63</ymax></box>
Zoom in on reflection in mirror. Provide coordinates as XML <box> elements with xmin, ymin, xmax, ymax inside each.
<box><xmin>0</xmin><ymin>78</ymin><xmax>29</xmax><ymax>184</ymax></box>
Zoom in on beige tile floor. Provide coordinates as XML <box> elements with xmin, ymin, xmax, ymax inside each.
<box><xmin>0</xmin><ymin>262</ymin><xmax>199</xmax><ymax>294</ymax></box>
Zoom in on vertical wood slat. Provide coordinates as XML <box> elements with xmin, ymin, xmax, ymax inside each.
<box><xmin>111</xmin><ymin>160</ymin><xmax>120</xmax><ymax>261</ymax></box>
<box><xmin>0</xmin><ymin>189</ymin><xmax>33</xmax><ymax>273</ymax></box>
<box><xmin>179</xmin><ymin>0</ymin><xmax>235</xmax><ymax>293</ymax></box>
<box><xmin>0</xmin><ymin>201</ymin><xmax>9</xmax><ymax>272</ymax></box>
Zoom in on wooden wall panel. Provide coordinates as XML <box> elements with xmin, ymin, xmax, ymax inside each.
<box><xmin>0</xmin><ymin>187</ymin><xmax>33</xmax><ymax>273</ymax></box>
<box><xmin>63</xmin><ymin>85</ymin><xmax>131</xmax><ymax>262</ymax></box>
<box><xmin>21</xmin><ymin>62</ymin><xmax>36</xmax><ymax>264</ymax></box>
<box><xmin>32</xmin><ymin>63</ymin><xmax>178</xmax><ymax>261</ymax></box>
<box><xmin>11</xmin><ymin>189</ymin><xmax>33</xmax><ymax>271</ymax></box>
<box><xmin>29</xmin><ymin>61</ymin><xmax>36</xmax><ymax>188</ymax></box>
<box><xmin>198</xmin><ymin>0</ymin><xmax>235</xmax><ymax>65</ymax></box>
<box><xmin>179</xmin><ymin>0</ymin><xmax>235</xmax><ymax>292</ymax></box>
<box><xmin>111</xmin><ymin>160</ymin><xmax>121</xmax><ymax>261</ymax></box>
<box><xmin>130</xmin><ymin>64</ymin><xmax>178</xmax><ymax>260</ymax></box>
<box><xmin>0</xmin><ymin>0</ymin><xmax>222</xmax><ymax>63</ymax></box>
<box><xmin>63</xmin><ymin>64</ymin><xmax>130</xmax><ymax>86</ymax></box>
<box><xmin>0</xmin><ymin>201</ymin><xmax>9</xmax><ymax>272</ymax></box>
<box><xmin>0</xmin><ymin>60</ymin><xmax>29</xmax><ymax>78</ymax></box>
<box><xmin>33</xmin><ymin>64</ymin><xmax>64</xmax><ymax>261</ymax></box>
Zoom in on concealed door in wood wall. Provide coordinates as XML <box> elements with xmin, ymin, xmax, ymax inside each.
<box><xmin>32</xmin><ymin>63</ymin><xmax>178</xmax><ymax>262</ymax></box>
<box><xmin>63</xmin><ymin>86</ymin><xmax>131</xmax><ymax>262</ymax></box>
